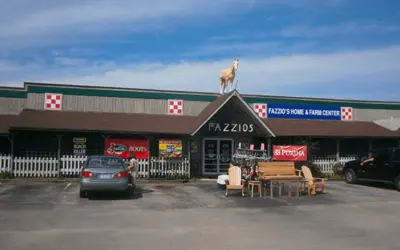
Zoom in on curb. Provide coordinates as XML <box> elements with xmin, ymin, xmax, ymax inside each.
<box><xmin>0</xmin><ymin>178</ymin><xmax>193</xmax><ymax>185</ymax></box>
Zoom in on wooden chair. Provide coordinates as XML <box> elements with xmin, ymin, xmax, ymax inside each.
<box><xmin>301</xmin><ymin>166</ymin><xmax>327</xmax><ymax>196</ymax></box>
<box><xmin>225</xmin><ymin>166</ymin><xmax>245</xmax><ymax>197</ymax></box>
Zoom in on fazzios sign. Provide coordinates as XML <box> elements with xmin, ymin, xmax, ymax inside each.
<box><xmin>208</xmin><ymin>122</ymin><xmax>255</xmax><ymax>133</ymax></box>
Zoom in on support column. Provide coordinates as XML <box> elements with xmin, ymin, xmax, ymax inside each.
<box><xmin>368</xmin><ymin>139</ymin><xmax>373</xmax><ymax>157</ymax></box>
<box><xmin>336</xmin><ymin>139</ymin><xmax>340</xmax><ymax>163</ymax></box>
<box><xmin>187</xmin><ymin>137</ymin><xmax>191</xmax><ymax>179</ymax></box>
<box><xmin>267</xmin><ymin>137</ymin><xmax>272</xmax><ymax>159</ymax></box>
<box><xmin>101</xmin><ymin>134</ymin><xmax>111</xmax><ymax>155</ymax></box>
<box><xmin>7</xmin><ymin>134</ymin><xmax>15</xmax><ymax>175</ymax></box>
<box><xmin>56</xmin><ymin>134</ymin><xmax>63</xmax><ymax>177</ymax></box>
<box><xmin>145</xmin><ymin>136</ymin><xmax>154</xmax><ymax>179</ymax></box>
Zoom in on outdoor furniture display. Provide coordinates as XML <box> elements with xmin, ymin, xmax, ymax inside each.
<box><xmin>257</xmin><ymin>161</ymin><xmax>304</xmax><ymax>199</ymax></box>
<box><xmin>225</xmin><ymin>166</ymin><xmax>245</xmax><ymax>197</ymax></box>
<box><xmin>301</xmin><ymin>166</ymin><xmax>327</xmax><ymax>195</ymax></box>
<box><xmin>260</xmin><ymin>175</ymin><xmax>303</xmax><ymax>198</ymax></box>
<box><xmin>277</xmin><ymin>179</ymin><xmax>310</xmax><ymax>198</ymax></box>
<box><xmin>257</xmin><ymin>161</ymin><xmax>302</xmax><ymax>177</ymax></box>
<box><xmin>248</xmin><ymin>181</ymin><xmax>262</xmax><ymax>198</ymax></box>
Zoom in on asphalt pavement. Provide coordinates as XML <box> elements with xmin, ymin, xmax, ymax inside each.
<box><xmin>1</xmin><ymin>180</ymin><xmax>400</xmax><ymax>250</ymax></box>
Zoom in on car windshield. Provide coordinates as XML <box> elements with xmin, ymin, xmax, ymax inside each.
<box><xmin>87</xmin><ymin>157</ymin><xmax>125</xmax><ymax>168</ymax></box>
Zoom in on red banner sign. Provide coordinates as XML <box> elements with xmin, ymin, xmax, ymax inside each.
<box><xmin>272</xmin><ymin>145</ymin><xmax>308</xmax><ymax>161</ymax></box>
<box><xmin>105</xmin><ymin>139</ymin><xmax>149</xmax><ymax>159</ymax></box>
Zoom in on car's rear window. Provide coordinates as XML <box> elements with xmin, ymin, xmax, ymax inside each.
<box><xmin>87</xmin><ymin>157</ymin><xmax>124</xmax><ymax>168</ymax></box>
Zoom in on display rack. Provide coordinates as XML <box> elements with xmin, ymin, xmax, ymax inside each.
<box><xmin>232</xmin><ymin>147</ymin><xmax>271</xmax><ymax>169</ymax></box>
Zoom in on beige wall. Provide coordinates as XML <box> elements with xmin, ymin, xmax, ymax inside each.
<box><xmin>27</xmin><ymin>93</ymin><xmax>210</xmax><ymax>116</ymax></box>
<box><xmin>0</xmin><ymin>97</ymin><xmax>25</xmax><ymax>115</ymax></box>
<box><xmin>353</xmin><ymin>108</ymin><xmax>400</xmax><ymax>122</ymax></box>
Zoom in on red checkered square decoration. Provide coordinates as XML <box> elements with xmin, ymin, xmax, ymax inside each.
<box><xmin>168</xmin><ymin>99</ymin><xmax>183</xmax><ymax>115</ymax></box>
<box><xmin>253</xmin><ymin>103</ymin><xmax>267</xmax><ymax>118</ymax></box>
<box><xmin>341</xmin><ymin>107</ymin><xmax>353</xmax><ymax>121</ymax></box>
<box><xmin>44</xmin><ymin>93</ymin><xmax>63</xmax><ymax>110</ymax></box>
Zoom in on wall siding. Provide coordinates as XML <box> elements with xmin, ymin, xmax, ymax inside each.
<box><xmin>27</xmin><ymin>93</ymin><xmax>210</xmax><ymax>116</ymax></box>
<box><xmin>0</xmin><ymin>97</ymin><xmax>25</xmax><ymax>115</ymax></box>
<box><xmin>20</xmin><ymin>93</ymin><xmax>400</xmax><ymax>121</ymax></box>
<box><xmin>353</xmin><ymin>108</ymin><xmax>400</xmax><ymax>122</ymax></box>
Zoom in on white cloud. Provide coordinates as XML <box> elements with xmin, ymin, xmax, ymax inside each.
<box><xmin>0</xmin><ymin>0</ymin><xmax>247</xmax><ymax>50</ymax></box>
<box><xmin>0</xmin><ymin>0</ymin><xmax>351</xmax><ymax>51</ymax></box>
<box><xmin>278</xmin><ymin>21</ymin><xmax>400</xmax><ymax>38</ymax></box>
<box><xmin>1</xmin><ymin>45</ymin><xmax>399</xmax><ymax>100</ymax></box>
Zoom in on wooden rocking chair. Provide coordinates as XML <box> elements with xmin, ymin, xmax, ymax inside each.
<box><xmin>225</xmin><ymin>165</ymin><xmax>245</xmax><ymax>197</ymax></box>
<box><xmin>301</xmin><ymin>166</ymin><xmax>327</xmax><ymax>196</ymax></box>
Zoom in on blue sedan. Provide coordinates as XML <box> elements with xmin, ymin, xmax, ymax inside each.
<box><xmin>79</xmin><ymin>156</ymin><xmax>132</xmax><ymax>198</ymax></box>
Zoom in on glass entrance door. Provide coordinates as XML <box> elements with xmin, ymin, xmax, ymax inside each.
<box><xmin>203</xmin><ymin>138</ymin><xmax>233</xmax><ymax>175</ymax></box>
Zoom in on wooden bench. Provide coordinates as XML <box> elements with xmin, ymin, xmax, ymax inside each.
<box><xmin>257</xmin><ymin>161</ymin><xmax>302</xmax><ymax>178</ymax></box>
<box><xmin>257</xmin><ymin>161</ymin><xmax>303</xmax><ymax>198</ymax></box>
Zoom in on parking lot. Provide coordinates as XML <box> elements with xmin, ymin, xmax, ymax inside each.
<box><xmin>1</xmin><ymin>180</ymin><xmax>400</xmax><ymax>250</ymax></box>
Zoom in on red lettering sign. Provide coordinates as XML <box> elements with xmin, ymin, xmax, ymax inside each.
<box><xmin>272</xmin><ymin>145</ymin><xmax>308</xmax><ymax>161</ymax></box>
<box><xmin>105</xmin><ymin>139</ymin><xmax>149</xmax><ymax>159</ymax></box>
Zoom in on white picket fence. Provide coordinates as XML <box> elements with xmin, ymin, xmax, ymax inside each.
<box><xmin>0</xmin><ymin>155</ymin><xmax>190</xmax><ymax>179</ymax></box>
<box><xmin>312</xmin><ymin>156</ymin><xmax>357</xmax><ymax>175</ymax></box>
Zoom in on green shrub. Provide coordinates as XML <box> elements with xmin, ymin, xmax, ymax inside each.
<box><xmin>0</xmin><ymin>171</ymin><xmax>12</xmax><ymax>179</ymax></box>
<box><xmin>332</xmin><ymin>162</ymin><xmax>344</xmax><ymax>177</ymax></box>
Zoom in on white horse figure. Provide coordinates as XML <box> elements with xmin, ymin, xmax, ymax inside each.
<box><xmin>219</xmin><ymin>58</ymin><xmax>239</xmax><ymax>94</ymax></box>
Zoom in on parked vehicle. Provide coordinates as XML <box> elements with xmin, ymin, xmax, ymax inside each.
<box><xmin>343</xmin><ymin>148</ymin><xmax>400</xmax><ymax>191</ymax></box>
<box><xmin>79</xmin><ymin>156</ymin><xmax>132</xmax><ymax>198</ymax></box>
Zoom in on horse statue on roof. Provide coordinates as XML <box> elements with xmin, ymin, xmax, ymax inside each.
<box><xmin>219</xmin><ymin>58</ymin><xmax>239</xmax><ymax>95</ymax></box>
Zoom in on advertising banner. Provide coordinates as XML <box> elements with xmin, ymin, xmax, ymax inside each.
<box><xmin>272</xmin><ymin>145</ymin><xmax>308</xmax><ymax>161</ymax></box>
<box><xmin>105</xmin><ymin>139</ymin><xmax>149</xmax><ymax>159</ymax></box>
<box><xmin>73</xmin><ymin>137</ymin><xmax>86</xmax><ymax>155</ymax></box>
<box><xmin>266</xmin><ymin>103</ymin><xmax>342</xmax><ymax>120</ymax></box>
<box><xmin>158</xmin><ymin>140</ymin><xmax>182</xmax><ymax>158</ymax></box>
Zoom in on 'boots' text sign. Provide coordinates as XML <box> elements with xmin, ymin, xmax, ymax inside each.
<box><xmin>208</xmin><ymin>123</ymin><xmax>254</xmax><ymax>133</ymax></box>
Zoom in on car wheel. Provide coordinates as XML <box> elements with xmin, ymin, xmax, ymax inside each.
<box><xmin>344</xmin><ymin>169</ymin><xmax>357</xmax><ymax>184</ymax></box>
<box><xmin>79</xmin><ymin>190</ymin><xmax>87</xmax><ymax>198</ymax></box>
<box><xmin>394</xmin><ymin>176</ymin><xmax>400</xmax><ymax>192</ymax></box>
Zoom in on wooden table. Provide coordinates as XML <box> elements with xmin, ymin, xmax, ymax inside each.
<box><xmin>277</xmin><ymin>179</ymin><xmax>309</xmax><ymax>198</ymax></box>
<box><xmin>259</xmin><ymin>175</ymin><xmax>304</xmax><ymax>199</ymax></box>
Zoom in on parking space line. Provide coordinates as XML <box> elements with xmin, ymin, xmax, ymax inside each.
<box><xmin>64</xmin><ymin>183</ymin><xmax>72</xmax><ymax>191</ymax></box>
<box><xmin>0</xmin><ymin>185</ymin><xmax>15</xmax><ymax>196</ymax></box>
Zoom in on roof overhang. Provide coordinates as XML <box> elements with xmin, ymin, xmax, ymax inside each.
<box><xmin>190</xmin><ymin>90</ymin><xmax>276</xmax><ymax>137</ymax></box>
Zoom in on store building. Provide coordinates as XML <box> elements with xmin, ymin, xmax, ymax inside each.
<box><xmin>0</xmin><ymin>82</ymin><xmax>400</xmax><ymax>177</ymax></box>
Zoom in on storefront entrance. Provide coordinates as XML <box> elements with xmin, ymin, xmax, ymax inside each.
<box><xmin>203</xmin><ymin>138</ymin><xmax>233</xmax><ymax>175</ymax></box>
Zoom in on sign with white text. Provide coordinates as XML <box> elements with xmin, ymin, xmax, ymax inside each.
<box><xmin>273</xmin><ymin>145</ymin><xmax>308</xmax><ymax>161</ymax></box>
<box><xmin>208</xmin><ymin>122</ymin><xmax>255</xmax><ymax>133</ymax></box>
<box><xmin>266</xmin><ymin>104</ymin><xmax>343</xmax><ymax>120</ymax></box>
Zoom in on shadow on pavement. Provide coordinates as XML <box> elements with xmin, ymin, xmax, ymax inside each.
<box><xmin>352</xmin><ymin>180</ymin><xmax>397</xmax><ymax>191</ymax></box>
<box><xmin>86</xmin><ymin>186</ymin><xmax>154</xmax><ymax>200</ymax></box>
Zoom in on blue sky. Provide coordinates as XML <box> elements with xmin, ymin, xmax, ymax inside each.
<box><xmin>0</xmin><ymin>0</ymin><xmax>399</xmax><ymax>101</ymax></box>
